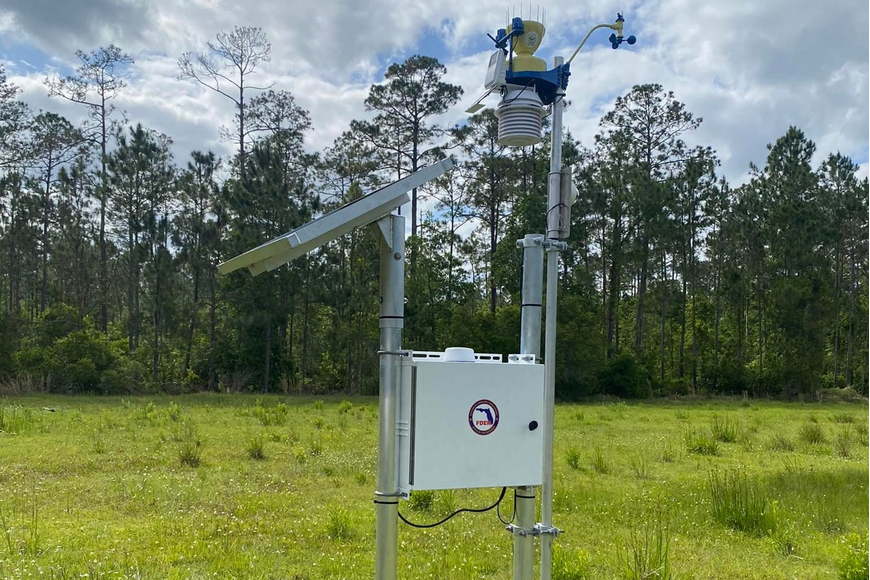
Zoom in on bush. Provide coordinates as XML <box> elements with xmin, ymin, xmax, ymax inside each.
<box><xmin>839</xmin><ymin>531</ymin><xmax>869</xmax><ymax>580</ymax></box>
<box><xmin>15</xmin><ymin>328</ymin><xmax>117</xmax><ymax>394</ymax></box>
<box><xmin>598</xmin><ymin>354</ymin><xmax>650</xmax><ymax>399</ymax></box>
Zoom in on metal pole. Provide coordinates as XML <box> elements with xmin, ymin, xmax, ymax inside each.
<box><xmin>375</xmin><ymin>214</ymin><xmax>405</xmax><ymax>580</ymax></box>
<box><xmin>514</xmin><ymin>233</ymin><xmax>544</xmax><ymax>580</ymax></box>
<box><xmin>540</xmin><ymin>55</ymin><xmax>564</xmax><ymax>580</ymax></box>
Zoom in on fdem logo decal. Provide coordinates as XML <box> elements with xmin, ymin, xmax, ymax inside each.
<box><xmin>468</xmin><ymin>399</ymin><xmax>499</xmax><ymax>435</ymax></box>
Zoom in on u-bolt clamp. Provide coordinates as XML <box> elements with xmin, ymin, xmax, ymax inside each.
<box><xmin>505</xmin><ymin>523</ymin><xmax>563</xmax><ymax>537</ymax></box>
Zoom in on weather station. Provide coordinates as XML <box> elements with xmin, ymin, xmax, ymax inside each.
<box><xmin>218</xmin><ymin>8</ymin><xmax>635</xmax><ymax>580</ymax></box>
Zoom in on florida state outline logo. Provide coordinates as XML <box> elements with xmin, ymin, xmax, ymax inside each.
<box><xmin>468</xmin><ymin>399</ymin><xmax>499</xmax><ymax>435</ymax></box>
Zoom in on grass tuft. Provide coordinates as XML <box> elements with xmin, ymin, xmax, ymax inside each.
<box><xmin>246</xmin><ymin>434</ymin><xmax>266</xmax><ymax>460</ymax></box>
<box><xmin>833</xmin><ymin>427</ymin><xmax>853</xmax><ymax>458</ymax></box>
<box><xmin>252</xmin><ymin>400</ymin><xmax>288</xmax><ymax>426</ymax></box>
<box><xmin>407</xmin><ymin>490</ymin><xmax>435</xmax><ymax>512</ymax></box>
<box><xmin>566</xmin><ymin>446</ymin><xmax>582</xmax><ymax>470</ymax></box>
<box><xmin>856</xmin><ymin>421</ymin><xmax>869</xmax><ymax>446</ymax></box>
<box><xmin>590</xmin><ymin>445</ymin><xmax>610</xmax><ymax>474</ymax></box>
<box><xmin>833</xmin><ymin>413</ymin><xmax>855</xmax><ymax>424</ymax></box>
<box><xmin>659</xmin><ymin>440</ymin><xmax>677</xmax><ymax>463</ymax></box>
<box><xmin>684</xmin><ymin>427</ymin><xmax>719</xmax><ymax>455</ymax></box>
<box><xmin>838</xmin><ymin>531</ymin><xmax>869</xmax><ymax>580</ymax></box>
<box><xmin>553</xmin><ymin>546</ymin><xmax>591</xmax><ymax>580</ymax></box>
<box><xmin>767</xmin><ymin>432</ymin><xmax>796</xmax><ymax>452</ymax></box>
<box><xmin>178</xmin><ymin>420</ymin><xmax>202</xmax><ymax>467</ymax></box>
<box><xmin>629</xmin><ymin>453</ymin><xmax>651</xmax><ymax>479</ymax></box>
<box><xmin>711</xmin><ymin>417</ymin><xmax>739</xmax><ymax>443</ymax></box>
<box><xmin>325</xmin><ymin>508</ymin><xmax>353</xmax><ymax>540</ymax></box>
<box><xmin>708</xmin><ymin>469</ymin><xmax>777</xmax><ymax>536</ymax></box>
<box><xmin>798</xmin><ymin>423</ymin><xmax>826</xmax><ymax>445</ymax></box>
<box><xmin>620</xmin><ymin>518</ymin><xmax>674</xmax><ymax>580</ymax></box>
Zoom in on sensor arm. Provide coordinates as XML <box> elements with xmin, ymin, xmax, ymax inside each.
<box><xmin>566</xmin><ymin>23</ymin><xmax>620</xmax><ymax>64</ymax></box>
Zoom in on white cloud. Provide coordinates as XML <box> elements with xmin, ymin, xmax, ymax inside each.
<box><xmin>0</xmin><ymin>0</ymin><xmax>866</xmax><ymax>189</ymax></box>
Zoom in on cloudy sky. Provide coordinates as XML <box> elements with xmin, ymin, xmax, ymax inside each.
<box><xmin>1</xmin><ymin>0</ymin><xmax>868</xmax><ymax>185</ymax></box>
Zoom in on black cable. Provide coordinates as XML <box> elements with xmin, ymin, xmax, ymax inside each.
<box><xmin>496</xmin><ymin>488</ymin><xmax>517</xmax><ymax>525</ymax></box>
<box><xmin>398</xmin><ymin>487</ymin><xmax>508</xmax><ymax>529</ymax></box>
<box><xmin>501</xmin><ymin>81</ymin><xmax>535</xmax><ymax>104</ymax></box>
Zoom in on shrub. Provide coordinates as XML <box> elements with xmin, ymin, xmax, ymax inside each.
<box><xmin>708</xmin><ymin>469</ymin><xmax>776</xmax><ymax>536</ymax></box>
<box><xmin>684</xmin><ymin>427</ymin><xmax>719</xmax><ymax>456</ymax></box>
<box><xmin>598</xmin><ymin>354</ymin><xmax>650</xmax><ymax>399</ymax></box>
<box><xmin>711</xmin><ymin>417</ymin><xmax>739</xmax><ymax>443</ymax></box>
<box><xmin>337</xmin><ymin>400</ymin><xmax>353</xmax><ymax>415</ymax></box>
<box><xmin>838</xmin><ymin>532</ymin><xmax>869</xmax><ymax>580</ymax></box>
<box><xmin>798</xmin><ymin>423</ymin><xmax>826</xmax><ymax>445</ymax></box>
<box><xmin>17</xmin><ymin>329</ymin><xmax>117</xmax><ymax>394</ymax></box>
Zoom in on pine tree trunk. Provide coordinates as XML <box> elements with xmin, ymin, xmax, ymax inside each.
<box><xmin>262</xmin><ymin>320</ymin><xmax>271</xmax><ymax>393</ymax></box>
<box><xmin>833</xmin><ymin>241</ymin><xmax>842</xmax><ymax>387</ymax></box>
<box><xmin>99</xmin><ymin>100</ymin><xmax>108</xmax><ymax>333</ymax></box>
<box><xmin>183</xmin><ymin>268</ymin><xmax>200</xmax><ymax>376</ymax></box>
<box><xmin>846</xmin><ymin>251</ymin><xmax>856</xmax><ymax>387</ymax></box>
<box><xmin>659</xmin><ymin>253</ymin><xmax>666</xmax><ymax>381</ymax></box>
<box><xmin>679</xmin><ymin>269</ymin><xmax>687</xmax><ymax>380</ymax></box>
<box><xmin>635</xmin><ymin>238</ymin><xmax>648</xmax><ymax>359</ymax></box>
<box><xmin>208</xmin><ymin>268</ymin><xmax>217</xmax><ymax>391</ymax></box>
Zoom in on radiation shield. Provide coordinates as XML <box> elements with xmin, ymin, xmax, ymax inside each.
<box><xmin>218</xmin><ymin>159</ymin><xmax>454</xmax><ymax>276</ymax></box>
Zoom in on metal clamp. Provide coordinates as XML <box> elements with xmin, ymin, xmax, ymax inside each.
<box><xmin>374</xmin><ymin>491</ymin><xmax>404</xmax><ymax>498</ymax></box>
<box><xmin>505</xmin><ymin>523</ymin><xmax>563</xmax><ymax>537</ymax></box>
<box><xmin>516</xmin><ymin>234</ymin><xmax>544</xmax><ymax>248</ymax></box>
<box><xmin>377</xmin><ymin>350</ymin><xmax>412</xmax><ymax>357</ymax></box>
<box><xmin>543</xmin><ymin>240</ymin><xmax>568</xmax><ymax>251</ymax></box>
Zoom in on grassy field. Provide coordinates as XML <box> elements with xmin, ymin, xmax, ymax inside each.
<box><xmin>0</xmin><ymin>395</ymin><xmax>867</xmax><ymax>580</ymax></box>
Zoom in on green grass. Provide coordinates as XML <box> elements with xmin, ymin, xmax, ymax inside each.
<box><xmin>709</xmin><ymin>469</ymin><xmax>777</xmax><ymax>536</ymax></box>
<box><xmin>798</xmin><ymin>422</ymin><xmax>827</xmax><ymax>445</ymax></box>
<box><xmin>0</xmin><ymin>395</ymin><xmax>866</xmax><ymax>579</ymax></box>
<box><xmin>684</xmin><ymin>425</ymin><xmax>719</xmax><ymax>455</ymax></box>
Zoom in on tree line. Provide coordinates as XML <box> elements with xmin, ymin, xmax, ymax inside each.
<box><xmin>0</xmin><ymin>27</ymin><xmax>867</xmax><ymax>398</ymax></box>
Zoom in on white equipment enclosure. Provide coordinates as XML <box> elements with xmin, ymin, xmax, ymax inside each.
<box><xmin>397</xmin><ymin>350</ymin><xmax>544</xmax><ymax>495</ymax></box>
